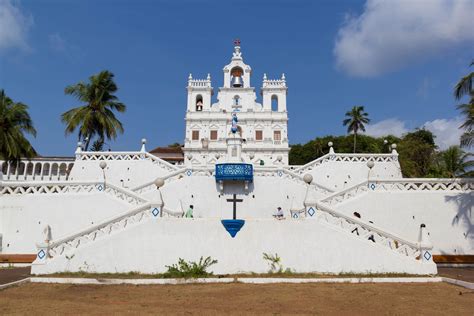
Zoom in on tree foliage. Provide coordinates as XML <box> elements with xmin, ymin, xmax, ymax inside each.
<box><xmin>61</xmin><ymin>70</ymin><xmax>126</xmax><ymax>150</ymax></box>
<box><xmin>0</xmin><ymin>89</ymin><xmax>37</xmax><ymax>162</ymax></box>
<box><xmin>455</xmin><ymin>61</ymin><xmax>474</xmax><ymax>148</ymax></box>
<box><xmin>289</xmin><ymin>129</ymin><xmax>470</xmax><ymax>178</ymax></box>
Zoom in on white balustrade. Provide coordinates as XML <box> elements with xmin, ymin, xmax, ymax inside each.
<box><xmin>313</xmin><ymin>202</ymin><xmax>422</xmax><ymax>259</ymax></box>
<box><xmin>0</xmin><ymin>181</ymin><xmax>148</xmax><ymax>206</ymax></box>
<box><xmin>293</xmin><ymin>153</ymin><xmax>399</xmax><ymax>175</ymax></box>
<box><xmin>321</xmin><ymin>178</ymin><xmax>474</xmax><ymax>206</ymax></box>
<box><xmin>0</xmin><ymin>159</ymin><xmax>74</xmax><ymax>181</ymax></box>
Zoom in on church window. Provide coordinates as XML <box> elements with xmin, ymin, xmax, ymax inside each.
<box><xmin>255</xmin><ymin>130</ymin><xmax>263</xmax><ymax>141</ymax></box>
<box><xmin>271</xmin><ymin>95</ymin><xmax>278</xmax><ymax>111</ymax></box>
<box><xmin>210</xmin><ymin>130</ymin><xmax>218</xmax><ymax>140</ymax></box>
<box><xmin>196</xmin><ymin>95</ymin><xmax>203</xmax><ymax>111</ymax></box>
<box><xmin>274</xmin><ymin>130</ymin><xmax>281</xmax><ymax>141</ymax></box>
<box><xmin>233</xmin><ymin>95</ymin><xmax>240</xmax><ymax>106</ymax></box>
<box><xmin>192</xmin><ymin>130</ymin><xmax>200</xmax><ymax>141</ymax></box>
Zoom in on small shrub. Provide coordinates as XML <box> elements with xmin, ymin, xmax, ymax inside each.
<box><xmin>263</xmin><ymin>252</ymin><xmax>283</xmax><ymax>273</ymax></box>
<box><xmin>164</xmin><ymin>256</ymin><xmax>218</xmax><ymax>278</ymax></box>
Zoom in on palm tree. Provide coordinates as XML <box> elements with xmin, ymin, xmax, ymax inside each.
<box><xmin>61</xmin><ymin>70</ymin><xmax>126</xmax><ymax>150</ymax></box>
<box><xmin>343</xmin><ymin>106</ymin><xmax>370</xmax><ymax>153</ymax></box>
<box><xmin>0</xmin><ymin>89</ymin><xmax>37</xmax><ymax>162</ymax></box>
<box><xmin>454</xmin><ymin>61</ymin><xmax>473</xmax><ymax>148</ymax></box>
<box><xmin>439</xmin><ymin>146</ymin><xmax>473</xmax><ymax>178</ymax></box>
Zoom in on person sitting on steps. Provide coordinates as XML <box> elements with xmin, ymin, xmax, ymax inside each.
<box><xmin>273</xmin><ymin>207</ymin><xmax>284</xmax><ymax>220</ymax></box>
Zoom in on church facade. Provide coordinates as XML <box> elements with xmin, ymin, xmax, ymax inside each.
<box><xmin>183</xmin><ymin>42</ymin><xmax>290</xmax><ymax>166</ymax></box>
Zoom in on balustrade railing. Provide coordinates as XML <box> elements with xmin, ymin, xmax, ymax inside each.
<box><xmin>314</xmin><ymin>202</ymin><xmax>421</xmax><ymax>259</ymax></box>
<box><xmin>320</xmin><ymin>178</ymin><xmax>474</xmax><ymax>206</ymax></box>
<box><xmin>0</xmin><ymin>159</ymin><xmax>74</xmax><ymax>181</ymax></box>
<box><xmin>293</xmin><ymin>153</ymin><xmax>399</xmax><ymax>175</ymax></box>
<box><xmin>0</xmin><ymin>181</ymin><xmax>147</xmax><ymax>206</ymax></box>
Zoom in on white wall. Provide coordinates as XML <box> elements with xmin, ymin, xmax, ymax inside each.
<box><xmin>69</xmin><ymin>159</ymin><xmax>172</xmax><ymax>189</ymax></box>
<box><xmin>0</xmin><ymin>193</ymin><xmax>129</xmax><ymax>254</ymax></box>
<box><xmin>307</xmin><ymin>161</ymin><xmax>402</xmax><ymax>191</ymax></box>
<box><xmin>143</xmin><ymin>175</ymin><xmax>324</xmax><ymax>219</ymax></box>
<box><xmin>32</xmin><ymin>219</ymin><xmax>436</xmax><ymax>275</ymax></box>
<box><xmin>336</xmin><ymin>191</ymin><xmax>473</xmax><ymax>255</ymax></box>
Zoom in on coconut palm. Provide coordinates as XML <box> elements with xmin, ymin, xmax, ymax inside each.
<box><xmin>454</xmin><ymin>61</ymin><xmax>474</xmax><ymax>148</ymax></box>
<box><xmin>61</xmin><ymin>70</ymin><xmax>126</xmax><ymax>150</ymax></box>
<box><xmin>439</xmin><ymin>146</ymin><xmax>473</xmax><ymax>178</ymax></box>
<box><xmin>343</xmin><ymin>106</ymin><xmax>370</xmax><ymax>153</ymax></box>
<box><xmin>0</xmin><ymin>89</ymin><xmax>37</xmax><ymax>162</ymax></box>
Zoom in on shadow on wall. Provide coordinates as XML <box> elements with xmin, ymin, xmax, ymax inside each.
<box><xmin>446</xmin><ymin>192</ymin><xmax>473</xmax><ymax>247</ymax></box>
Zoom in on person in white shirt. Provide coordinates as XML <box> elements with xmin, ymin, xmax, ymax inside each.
<box><xmin>273</xmin><ymin>207</ymin><xmax>284</xmax><ymax>219</ymax></box>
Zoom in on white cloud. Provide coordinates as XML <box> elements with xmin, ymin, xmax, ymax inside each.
<box><xmin>334</xmin><ymin>0</ymin><xmax>474</xmax><ymax>77</ymax></box>
<box><xmin>0</xmin><ymin>0</ymin><xmax>32</xmax><ymax>52</ymax></box>
<box><xmin>364</xmin><ymin>118</ymin><xmax>409</xmax><ymax>138</ymax></box>
<box><xmin>423</xmin><ymin>117</ymin><xmax>463</xmax><ymax>150</ymax></box>
<box><xmin>364</xmin><ymin>117</ymin><xmax>464</xmax><ymax>150</ymax></box>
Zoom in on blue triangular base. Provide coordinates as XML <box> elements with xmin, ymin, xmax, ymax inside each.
<box><xmin>221</xmin><ymin>219</ymin><xmax>245</xmax><ymax>238</ymax></box>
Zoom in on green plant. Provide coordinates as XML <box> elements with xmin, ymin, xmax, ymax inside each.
<box><xmin>263</xmin><ymin>252</ymin><xmax>283</xmax><ymax>273</ymax></box>
<box><xmin>0</xmin><ymin>89</ymin><xmax>37</xmax><ymax>162</ymax></box>
<box><xmin>164</xmin><ymin>256</ymin><xmax>218</xmax><ymax>278</ymax></box>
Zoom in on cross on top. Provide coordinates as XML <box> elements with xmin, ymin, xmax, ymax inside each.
<box><xmin>234</xmin><ymin>38</ymin><xmax>241</xmax><ymax>46</ymax></box>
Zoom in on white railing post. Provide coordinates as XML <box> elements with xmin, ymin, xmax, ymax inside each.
<box><xmin>418</xmin><ymin>224</ymin><xmax>434</xmax><ymax>263</ymax></box>
<box><xmin>150</xmin><ymin>178</ymin><xmax>164</xmax><ymax>218</ymax></box>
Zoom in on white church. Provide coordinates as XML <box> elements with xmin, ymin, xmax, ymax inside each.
<box><xmin>184</xmin><ymin>40</ymin><xmax>290</xmax><ymax>166</ymax></box>
<box><xmin>0</xmin><ymin>42</ymin><xmax>472</xmax><ymax>276</ymax></box>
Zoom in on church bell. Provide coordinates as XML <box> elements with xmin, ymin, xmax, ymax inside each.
<box><xmin>231</xmin><ymin>76</ymin><xmax>243</xmax><ymax>87</ymax></box>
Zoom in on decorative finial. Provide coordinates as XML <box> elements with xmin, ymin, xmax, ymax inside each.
<box><xmin>233</xmin><ymin>38</ymin><xmax>241</xmax><ymax>46</ymax></box>
<box><xmin>188</xmin><ymin>73</ymin><xmax>193</xmax><ymax>80</ymax></box>
<box><xmin>140</xmin><ymin>138</ymin><xmax>147</xmax><ymax>152</ymax></box>
<box><xmin>207</xmin><ymin>73</ymin><xmax>211</xmax><ymax>81</ymax></box>
<box><xmin>263</xmin><ymin>73</ymin><xmax>267</xmax><ymax>81</ymax></box>
<box><xmin>281</xmin><ymin>73</ymin><xmax>286</xmax><ymax>80</ymax></box>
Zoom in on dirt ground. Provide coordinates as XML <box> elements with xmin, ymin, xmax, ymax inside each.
<box><xmin>0</xmin><ymin>282</ymin><xmax>473</xmax><ymax>315</ymax></box>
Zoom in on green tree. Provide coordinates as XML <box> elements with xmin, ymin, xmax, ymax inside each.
<box><xmin>398</xmin><ymin>129</ymin><xmax>437</xmax><ymax>178</ymax></box>
<box><xmin>343</xmin><ymin>106</ymin><xmax>370</xmax><ymax>153</ymax></box>
<box><xmin>454</xmin><ymin>61</ymin><xmax>474</xmax><ymax>148</ymax></box>
<box><xmin>61</xmin><ymin>70</ymin><xmax>126</xmax><ymax>150</ymax></box>
<box><xmin>431</xmin><ymin>146</ymin><xmax>473</xmax><ymax>178</ymax></box>
<box><xmin>0</xmin><ymin>89</ymin><xmax>37</xmax><ymax>162</ymax></box>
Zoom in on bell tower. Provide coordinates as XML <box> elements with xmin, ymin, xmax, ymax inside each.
<box><xmin>223</xmin><ymin>39</ymin><xmax>252</xmax><ymax>89</ymax></box>
<box><xmin>261</xmin><ymin>73</ymin><xmax>287</xmax><ymax>112</ymax></box>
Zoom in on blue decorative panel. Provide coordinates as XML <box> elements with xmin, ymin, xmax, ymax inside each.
<box><xmin>292</xmin><ymin>213</ymin><xmax>298</xmax><ymax>219</ymax></box>
<box><xmin>152</xmin><ymin>207</ymin><xmax>160</xmax><ymax>217</ymax></box>
<box><xmin>308</xmin><ymin>207</ymin><xmax>315</xmax><ymax>217</ymax></box>
<box><xmin>278</xmin><ymin>170</ymin><xmax>283</xmax><ymax>177</ymax></box>
<box><xmin>96</xmin><ymin>184</ymin><xmax>103</xmax><ymax>191</ymax></box>
<box><xmin>37</xmin><ymin>249</ymin><xmax>46</xmax><ymax>259</ymax></box>
<box><xmin>423</xmin><ymin>251</ymin><xmax>432</xmax><ymax>261</ymax></box>
<box><xmin>370</xmin><ymin>183</ymin><xmax>376</xmax><ymax>190</ymax></box>
<box><xmin>221</xmin><ymin>219</ymin><xmax>245</xmax><ymax>238</ymax></box>
<box><xmin>215</xmin><ymin>163</ymin><xmax>253</xmax><ymax>182</ymax></box>
<box><xmin>186</xmin><ymin>170</ymin><xmax>192</xmax><ymax>176</ymax></box>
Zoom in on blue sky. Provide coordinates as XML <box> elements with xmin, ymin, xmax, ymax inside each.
<box><xmin>1</xmin><ymin>0</ymin><xmax>473</xmax><ymax>155</ymax></box>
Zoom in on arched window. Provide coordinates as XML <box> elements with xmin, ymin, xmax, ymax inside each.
<box><xmin>233</xmin><ymin>95</ymin><xmax>241</xmax><ymax>108</ymax></box>
<box><xmin>271</xmin><ymin>95</ymin><xmax>278</xmax><ymax>111</ymax></box>
<box><xmin>195</xmin><ymin>95</ymin><xmax>203</xmax><ymax>111</ymax></box>
<box><xmin>26</xmin><ymin>162</ymin><xmax>34</xmax><ymax>175</ymax></box>
<box><xmin>42</xmin><ymin>163</ymin><xmax>50</xmax><ymax>176</ymax></box>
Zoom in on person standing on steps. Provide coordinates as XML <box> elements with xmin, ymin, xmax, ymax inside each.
<box><xmin>185</xmin><ymin>205</ymin><xmax>194</xmax><ymax>218</ymax></box>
